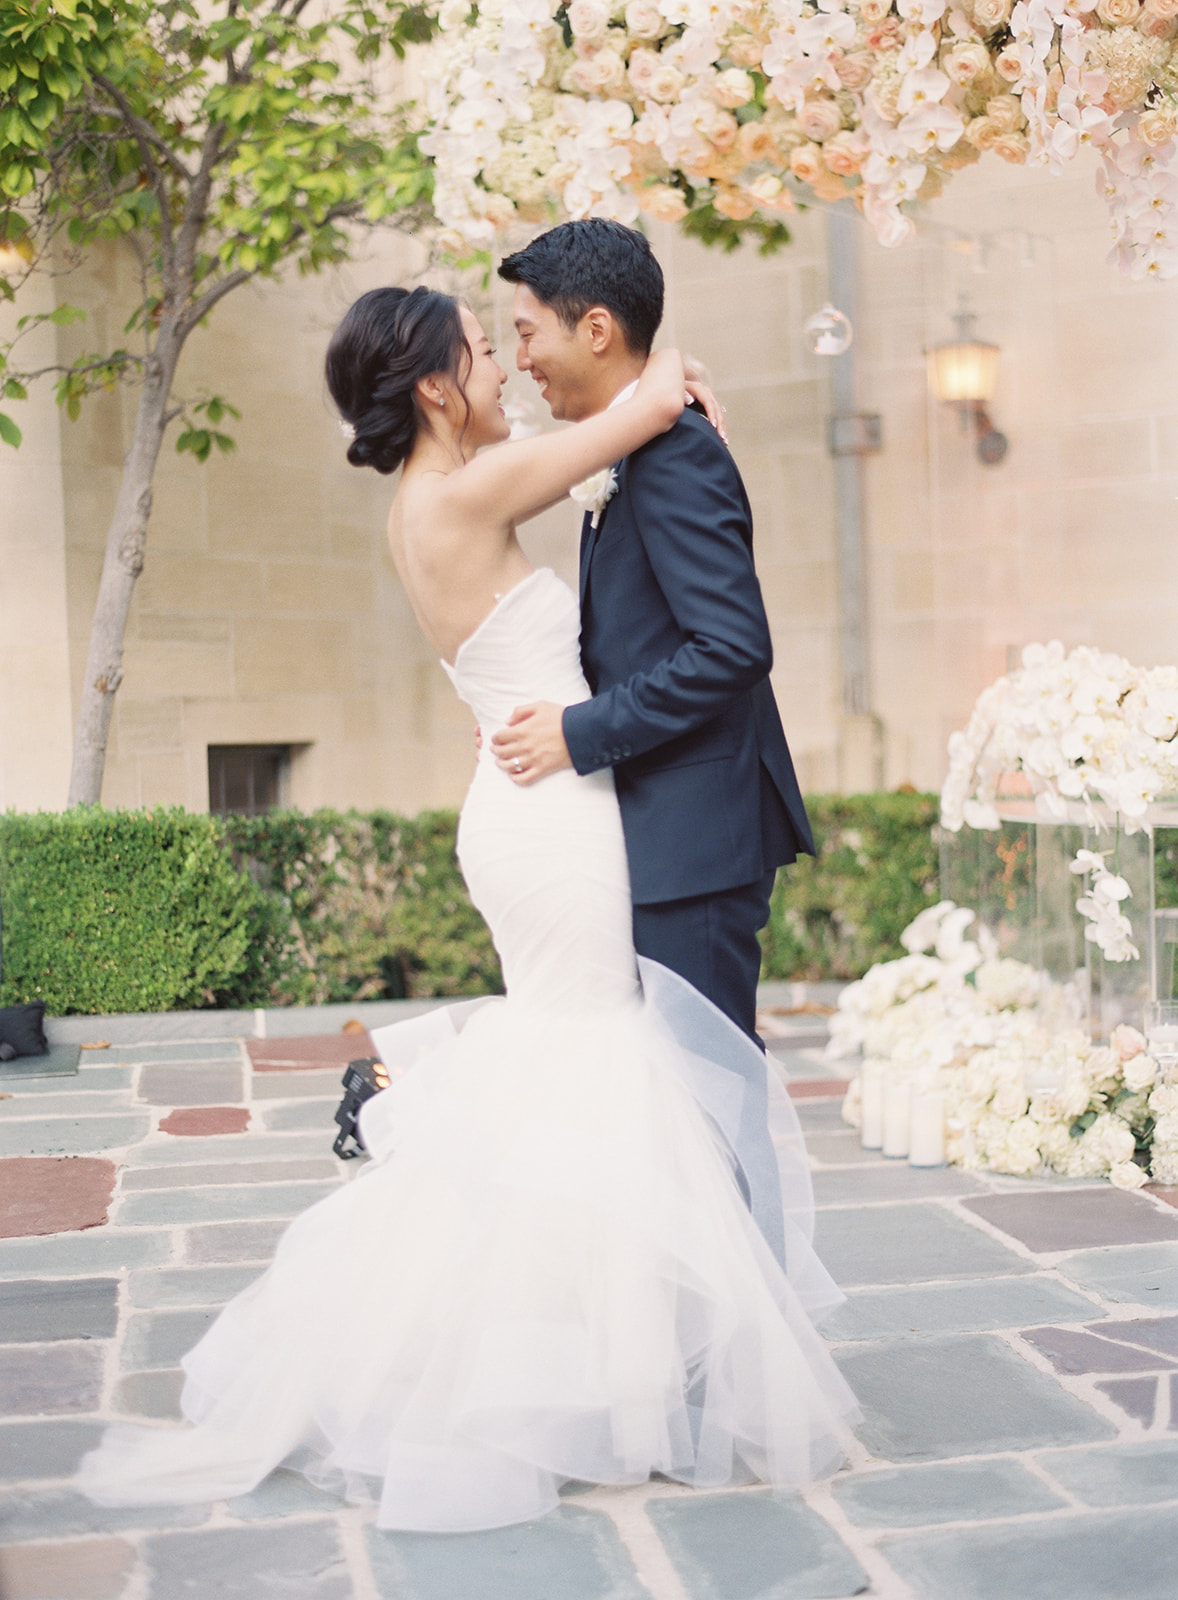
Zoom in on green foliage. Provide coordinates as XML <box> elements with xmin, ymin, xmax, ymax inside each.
<box><xmin>1157</xmin><ymin>825</ymin><xmax>1178</xmax><ymax>910</ymax></box>
<box><xmin>678</xmin><ymin>201</ymin><xmax>792</xmax><ymax>257</ymax></box>
<box><xmin>0</xmin><ymin>807</ymin><xmax>275</xmax><ymax>1014</ymax></box>
<box><xmin>0</xmin><ymin>0</ymin><xmax>439</xmax><ymax>447</ymax></box>
<box><xmin>0</xmin><ymin>796</ymin><xmax>947</xmax><ymax>1015</ymax></box>
<box><xmin>175</xmin><ymin>394</ymin><xmax>241</xmax><ymax>460</ymax></box>
<box><xmin>760</xmin><ymin>792</ymin><xmax>942</xmax><ymax>981</ymax></box>
<box><xmin>219</xmin><ymin>809</ymin><xmax>502</xmax><ymax>1004</ymax></box>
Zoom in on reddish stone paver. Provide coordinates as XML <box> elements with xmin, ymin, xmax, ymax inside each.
<box><xmin>0</xmin><ymin>1156</ymin><xmax>116</xmax><ymax>1239</ymax></box>
<box><xmin>1148</xmin><ymin>1184</ymin><xmax>1178</xmax><ymax>1210</ymax></box>
<box><xmin>158</xmin><ymin>1106</ymin><xmax>251</xmax><ymax>1136</ymax></box>
<box><xmin>787</xmin><ymin>1078</ymin><xmax>850</xmax><ymax>1100</ymax></box>
<box><xmin>247</xmin><ymin>1032</ymin><xmax>375</xmax><ymax>1072</ymax></box>
<box><xmin>0</xmin><ymin>1535</ymin><xmax>135</xmax><ymax>1599</ymax></box>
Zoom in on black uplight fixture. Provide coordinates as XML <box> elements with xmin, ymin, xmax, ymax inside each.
<box><xmin>928</xmin><ymin>305</ymin><xmax>1008</xmax><ymax>465</ymax></box>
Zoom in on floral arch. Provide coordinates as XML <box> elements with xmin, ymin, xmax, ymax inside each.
<box><xmin>422</xmin><ymin>0</ymin><xmax>1178</xmax><ymax>278</ymax></box>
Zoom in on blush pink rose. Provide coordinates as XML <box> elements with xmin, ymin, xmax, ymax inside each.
<box><xmin>647</xmin><ymin>62</ymin><xmax>685</xmax><ymax>102</ymax></box>
<box><xmin>625</xmin><ymin>0</ymin><xmax>665</xmax><ymax>38</ymax></box>
<box><xmin>823</xmin><ymin>129</ymin><xmax>867</xmax><ymax>173</ymax></box>
<box><xmin>994</xmin><ymin>44</ymin><xmax>1022</xmax><ymax>81</ymax></box>
<box><xmin>638</xmin><ymin>183</ymin><xmax>689</xmax><ymax>221</ymax></box>
<box><xmin>568</xmin><ymin>0</ymin><xmax>610</xmax><ymax>42</ymax></box>
<box><xmin>628</xmin><ymin>48</ymin><xmax>661</xmax><ymax>95</ymax></box>
<box><xmin>1139</xmin><ymin>106</ymin><xmax>1178</xmax><ymax>143</ymax></box>
<box><xmin>1096</xmin><ymin>0</ymin><xmax>1141</xmax><ymax>21</ymax></box>
<box><xmin>837</xmin><ymin>51</ymin><xmax>876</xmax><ymax>89</ymax></box>
<box><xmin>738</xmin><ymin>120</ymin><xmax>780</xmax><ymax>162</ymax></box>
<box><xmin>798</xmin><ymin>97</ymin><xmax>845</xmax><ymax>141</ymax></box>
<box><xmin>708</xmin><ymin>110</ymin><xmax>741</xmax><ymax>150</ymax></box>
<box><xmin>727</xmin><ymin>35</ymin><xmax>765</xmax><ymax>67</ymax></box>
<box><xmin>972</xmin><ymin>0</ymin><xmax>1013</xmax><ymax>26</ymax></box>
<box><xmin>713</xmin><ymin>186</ymin><xmax>758</xmax><ymax>219</ymax></box>
<box><xmin>986</xmin><ymin>93</ymin><xmax>1024</xmax><ymax>130</ymax></box>
<box><xmin>991</xmin><ymin>130</ymin><xmax>1030</xmax><ymax>161</ymax></box>
<box><xmin>789</xmin><ymin>141</ymin><xmax>826</xmax><ymax>183</ymax></box>
<box><xmin>713</xmin><ymin>68</ymin><xmax>756</xmax><ymax>108</ymax></box>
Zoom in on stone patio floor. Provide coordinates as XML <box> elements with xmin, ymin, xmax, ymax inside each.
<box><xmin>4</xmin><ymin>984</ymin><xmax>1178</xmax><ymax>1599</ymax></box>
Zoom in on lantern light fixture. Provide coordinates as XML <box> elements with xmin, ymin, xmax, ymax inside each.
<box><xmin>928</xmin><ymin>304</ymin><xmax>1008</xmax><ymax>465</ymax></box>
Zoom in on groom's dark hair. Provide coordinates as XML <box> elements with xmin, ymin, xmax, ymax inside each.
<box><xmin>499</xmin><ymin>220</ymin><xmax>663</xmax><ymax>356</ymax></box>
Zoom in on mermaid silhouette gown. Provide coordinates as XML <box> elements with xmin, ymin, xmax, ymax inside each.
<box><xmin>78</xmin><ymin>568</ymin><xmax>859</xmax><ymax>1532</ymax></box>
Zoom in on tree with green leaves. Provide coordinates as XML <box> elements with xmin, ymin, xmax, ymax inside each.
<box><xmin>0</xmin><ymin>0</ymin><xmax>437</xmax><ymax>805</ymax></box>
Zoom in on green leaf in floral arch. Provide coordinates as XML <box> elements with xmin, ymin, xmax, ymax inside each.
<box><xmin>1069</xmin><ymin>1109</ymin><xmax>1098</xmax><ymax>1139</ymax></box>
<box><xmin>0</xmin><ymin>410</ymin><xmax>22</xmax><ymax>448</ymax></box>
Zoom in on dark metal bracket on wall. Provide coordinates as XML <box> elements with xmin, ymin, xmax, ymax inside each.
<box><xmin>827</xmin><ymin>412</ymin><xmax>883</xmax><ymax>457</ymax></box>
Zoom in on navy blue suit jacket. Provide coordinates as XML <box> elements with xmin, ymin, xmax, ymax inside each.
<box><xmin>561</xmin><ymin>407</ymin><xmax>815</xmax><ymax>907</ymax></box>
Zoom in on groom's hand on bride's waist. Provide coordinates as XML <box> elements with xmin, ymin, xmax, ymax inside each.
<box><xmin>491</xmin><ymin>703</ymin><xmax>573</xmax><ymax>786</ymax></box>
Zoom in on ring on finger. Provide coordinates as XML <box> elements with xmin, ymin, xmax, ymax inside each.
<box><xmin>512</xmin><ymin>757</ymin><xmax>523</xmax><ymax>773</ymax></box>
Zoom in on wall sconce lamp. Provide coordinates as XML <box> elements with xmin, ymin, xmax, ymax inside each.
<box><xmin>928</xmin><ymin>307</ymin><xmax>1009</xmax><ymax>465</ymax></box>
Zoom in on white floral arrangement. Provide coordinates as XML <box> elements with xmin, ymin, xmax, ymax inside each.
<box><xmin>421</xmin><ymin>0</ymin><xmax>1178</xmax><ymax>278</ymax></box>
<box><xmin>835</xmin><ymin>900</ymin><xmax>1178</xmax><ymax>1185</ymax></box>
<box><xmin>940</xmin><ymin>641</ymin><xmax>1178</xmax><ymax>960</ymax></box>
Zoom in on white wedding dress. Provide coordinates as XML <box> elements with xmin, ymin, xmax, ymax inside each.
<box><xmin>78</xmin><ymin>568</ymin><xmax>859</xmax><ymax>1532</ymax></box>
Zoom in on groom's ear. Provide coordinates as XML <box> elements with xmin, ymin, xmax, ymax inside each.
<box><xmin>582</xmin><ymin>306</ymin><xmax>617</xmax><ymax>355</ymax></box>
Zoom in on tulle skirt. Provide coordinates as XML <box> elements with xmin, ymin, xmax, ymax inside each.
<box><xmin>77</xmin><ymin>971</ymin><xmax>859</xmax><ymax>1531</ymax></box>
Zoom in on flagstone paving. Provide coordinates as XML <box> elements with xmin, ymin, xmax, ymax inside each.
<box><xmin>3</xmin><ymin>987</ymin><xmax>1178</xmax><ymax>1598</ymax></box>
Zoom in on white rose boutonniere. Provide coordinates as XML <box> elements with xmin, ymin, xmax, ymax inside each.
<box><xmin>570</xmin><ymin>466</ymin><xmax>618</xmax><ymax>528</ymax></box>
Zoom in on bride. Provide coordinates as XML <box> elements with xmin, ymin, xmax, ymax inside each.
<box><xmin>78</xmin><ymin>285</ymin><xmax>859</xmax><ymax>1532</ymax></box>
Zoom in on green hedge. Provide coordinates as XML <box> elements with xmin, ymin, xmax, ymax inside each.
<box><xmin>217</xmin><ymin>809</ymin><xmax>502</xmax><ymax>1007</ymax></box>
<box><xmin>0</xmin><ymin>809</ymin><xmax>269</xmax><ymax>1014</ymax></box>
<box><xmin>761</xmin><ymin>791</ymin><xmax>941</xmax><ymax>981</ymax></box>
<box><xmin>0</xmin><ymin>796</ymin><xmax>941</xmax><ymax>1014</ymax></box>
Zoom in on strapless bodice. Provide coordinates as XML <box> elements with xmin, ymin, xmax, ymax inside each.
<box><xmin>440</xmin><ymin>568</ymin><xmax>590</xmax><ymax>736</ymax></box>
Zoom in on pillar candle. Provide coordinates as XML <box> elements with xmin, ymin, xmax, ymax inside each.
<box><xmin>908</xmin><ymin>1089</ymin><xmax>946</xmax><ymax>1168</ymax></box>
<box><xmin>860</xmin><ymin>1065</ymin><xmax>884</xmax><ymax>1150</ymax></box>
<box><xmin>882</xmin><ymin>1081</ymin><xmax>911</xmax><ymax>1159</ymax></box>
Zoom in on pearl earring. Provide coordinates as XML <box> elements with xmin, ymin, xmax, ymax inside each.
<box><xmin>437</xmin><ymin>396</ymin><xmax>445</xmax><ymax>408</ymax></box>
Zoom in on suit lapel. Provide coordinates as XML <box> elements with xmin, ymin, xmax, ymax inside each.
<box><xmin>578</xmin><ymin>507</ymin><xmax>597</xmax><ymax>609</ymax></box>
<box><xmin>578</xmin><ymin>459</ymin><xmax>623</xmax><ymax>609</ymax></box>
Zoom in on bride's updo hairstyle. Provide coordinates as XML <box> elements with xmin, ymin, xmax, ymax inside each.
<box><xmin>325</xmin><ymin>286</ymin><xmax>470</xmax><ymax>475</ymax></box>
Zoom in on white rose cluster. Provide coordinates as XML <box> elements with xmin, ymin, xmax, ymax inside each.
<box><xmin>837</xmin><ymin>902</ymin><xmax>1168</xmax><ymax>1186</ymax></box>
<box><xmin>420</xmin><ymin>1</ymin><xmax>1178</xmax><ymax>276</ymax></box>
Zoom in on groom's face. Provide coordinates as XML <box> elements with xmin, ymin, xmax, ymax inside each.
<box><xmin>511</xmin><ymin>285</ymin><xmax>597</xmax><ymax>422</ymax></box>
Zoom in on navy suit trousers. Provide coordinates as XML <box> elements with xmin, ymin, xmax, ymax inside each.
<box><xmin>631</xmin><ymin>871</ymin><xmax>777</xmax><ymax>1044</ymax></box>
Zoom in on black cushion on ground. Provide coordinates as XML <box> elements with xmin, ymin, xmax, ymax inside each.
<box><xmin>0</xmin><ymin>1003</ymin><xmax>49</xmax><ymax>1057</ymax></box>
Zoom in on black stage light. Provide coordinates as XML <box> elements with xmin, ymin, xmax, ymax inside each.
<box><xmin>332</xmin><ymin>1056</ymin><xmax>390</xmax><ymax>1160</ymax></box>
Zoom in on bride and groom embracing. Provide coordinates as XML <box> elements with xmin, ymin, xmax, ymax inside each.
<box><xmin>78</xmin><ymin>220</ymin><xmax>859</xmax><ymax>1533</ymax></box>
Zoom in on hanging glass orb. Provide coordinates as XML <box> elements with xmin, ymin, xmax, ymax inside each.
<box><xmin>804</xmin><ymin>302</ymin><xmax>853</xmax><ymax>357</ymax></box>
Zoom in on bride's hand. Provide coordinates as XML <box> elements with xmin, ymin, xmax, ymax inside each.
<box><xmin>683</xmin><ymin>358</ymin><xmax>728</xmax><ymax>445</ymax></box>
<box><xmin>635</xmin><ymin>347</ymin><xmax>687</xmax><ymax>425</ymax></box>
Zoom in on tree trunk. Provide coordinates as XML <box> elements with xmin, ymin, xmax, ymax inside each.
<box><xmin>67</xmin><ymin>332</ymin><xmax>181</xmax><ymax>806</ymax></box>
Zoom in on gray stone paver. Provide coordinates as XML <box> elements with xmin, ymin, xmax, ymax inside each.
<box><xmin>4</xmin><ymin>995</ymin><xmax>1178</xmax><ymax>1599</ymax></box>
<box><xmin>814</xmin><ymin>1200</ymin><xmax>1034</xmax><ymax>1286</ymax></box>
<box><xmin>0</xmin><ymin>1340</ymin><xmax>107</xmax><ymax>1415</ymax></box>
<box><xmin>367</xmin><ymin>1505</ymin><xmax>652</xmax><ymax>1600</ymax></box>
<box><xmin>835</xmin><ymin>1334</ymin><xmax>1116</xmax><ymax>1461</ymax></box>
<box><xmin>0</xmin><ymin>1275</ymin><xmax>119</xmax><ymax>1341</ymax></box>
<box><xmin>142</xmin><ymin>1520</ymin><xmax>352</xmax><ymax>1598</ymax></box>
<box><xmin>0</xmin><ymin>1115</ymin><xmax>152</xmax><ymax>1156</ymax></box>
<box><xmin>880</xmin><ymin>1507</ymin><xmax>1178</xmax><ymax>1600</ymax></box>
<box><xmin>1054</xmin><ymin>1241</ymin><xmax>1178</xmax><ymax>1309</ymax></box>
<box><xmin>126</xmin><ymin>1264</ymin><xmax>264</xmax><ymax>1308</ymax></box>
<box><xmin>645</xmin><ymin>1489</ymin><xmax>870</xmax><ymax>1599</ymax></box>
<box><xmin>824</xmin><ymin>1276</ymin><xmax>1107</xmax><ymax>1342</ymax></box>
<box><xmin>832</xmin><ymin>1458</ymin><xmax>1067</xmax><ymax>1527</ymax></box>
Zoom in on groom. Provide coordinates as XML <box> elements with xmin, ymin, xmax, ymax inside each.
<box><xmin>492</xmin><ymin>219</ymin><xmax>814</xmax><ymax>1054</ymax></box>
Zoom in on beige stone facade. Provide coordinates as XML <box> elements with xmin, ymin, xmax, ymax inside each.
<box><xmin>1</xmin><ymin>148</ymin><xmax>1176</xmax><ymax>816</ymax></box>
